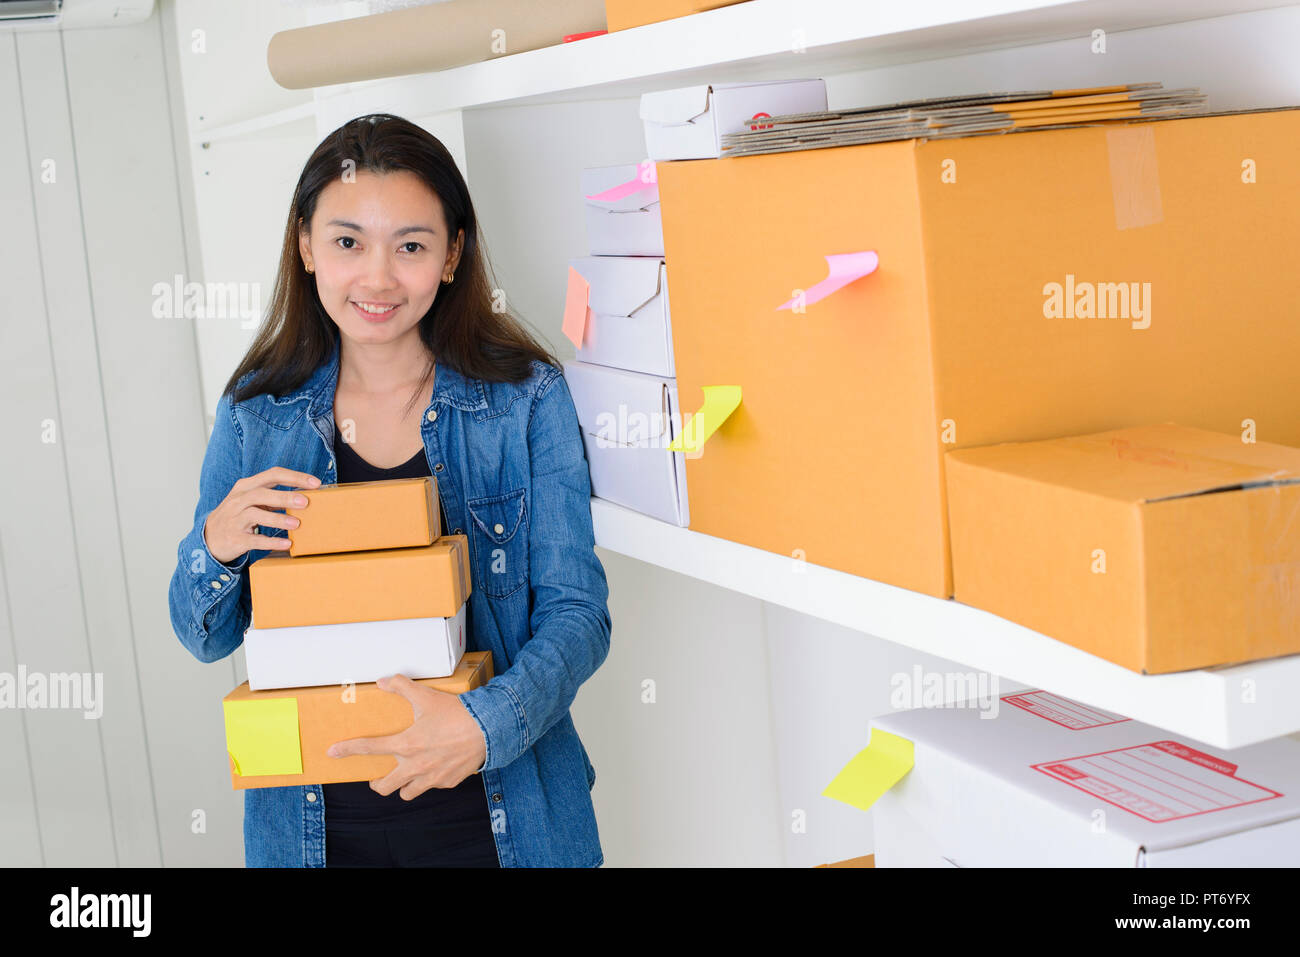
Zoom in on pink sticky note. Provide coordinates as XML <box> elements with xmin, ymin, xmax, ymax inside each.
<box><xmin>585</xmin><ymin>160</ymin><xmax>657</xmax><ymax>202</ymax></box>
<box><xmin>777</xmin><ymin>251</ymin><xmax>879</xmax><ymax>311</ymax></box>
<box><xmin>563</xmin><ymin>267</ymin><xmax>590</xmax><ymax>348</ymax></box>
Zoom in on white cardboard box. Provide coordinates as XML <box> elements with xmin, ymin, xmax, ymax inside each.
<box><xmin>244</xmin><ymin>601</ymin><xmax>467</xmax><ymax>690</ymax></box>
<box><xmin>571</xmin><ymin>256</ymin><xmax>675</xmax><ymax>378</ymax></box>
<box><xmin>640</xmin><ymin>79</ymin><xmax>827</xmax><ymax>160</ymax></box>
<box><xmin>582</xmin><ymin>163</ymin><xmax>664</xmax><ymax>256</ymax></box>
<box><xmin>564</xmin><ymin>359</ymin><xmax>688</xmax><ymax>526</ymax></box>
<box><xmin>866</xmin><ymin>689</ymin><xmax>1300</xmax><ymax>867</ymax></box>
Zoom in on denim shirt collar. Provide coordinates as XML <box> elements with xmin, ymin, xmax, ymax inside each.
<box><xmin>294</xmin><ymin>333</ymin><xmax>490</xmax><ymax>420</ymax></box>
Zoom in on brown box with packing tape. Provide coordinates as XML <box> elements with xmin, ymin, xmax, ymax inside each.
<box><xmin>223</xmin><ymin>651</ymin><xmax>494</xmax><ymax>789</ymax></box>
<box><xmin>249</xmin><ymin>534</ymin><xmax>471</xmax><ymax>629</ymax></box>
<box><xmin>284</xmin><ymin>475</ymin><xmax>440</xmax><ymax>557</ymax></box>
<box><xmin>656</xmin><ymin>107</ymin><xmax>1300</xmax><ymax>598</ymax></box>
<box><xmin>947</xmin><ymin>424</ymin><xmax>1300</xmax><ymax>673</ymax></box>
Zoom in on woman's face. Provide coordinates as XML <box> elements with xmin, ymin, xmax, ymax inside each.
<box><xmin>298</xmin><ymin>168</ymin><xmax>463</xmax><ymax>348</ymax></box>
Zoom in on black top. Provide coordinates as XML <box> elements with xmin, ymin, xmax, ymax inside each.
<box><xmin>322</xmin><ymin>426</ymin><xmax>497</xmax><ymax>866</ymax></box>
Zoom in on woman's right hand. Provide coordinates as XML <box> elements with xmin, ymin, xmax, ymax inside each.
<box><xmin>202</xmin><ymin>467</ymin><xmax>322</xmax><ymax>565</ymax></box>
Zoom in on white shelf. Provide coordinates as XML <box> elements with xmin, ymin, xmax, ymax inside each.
<box><xmin>309</xmin><ymin>0</ymin><xmax>1294</xmax><ymax>123</ymax></box>
<box><xmin>590</xmin><ymin>497</ymin><xmax>1300</xmax><ymax>750</ymax></box>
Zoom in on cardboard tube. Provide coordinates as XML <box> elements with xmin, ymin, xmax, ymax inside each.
<box><xmin>267</xmin><ymin>0</ymin><xmax>608</xmax><ymax>90</ymax></box>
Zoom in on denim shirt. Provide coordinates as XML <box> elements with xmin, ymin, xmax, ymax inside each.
<box><xmin>167</xmin><ymin>335</ymin><xmax>611</xmax><ymax>867</ymax></box>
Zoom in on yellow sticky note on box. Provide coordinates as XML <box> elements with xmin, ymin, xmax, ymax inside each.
<box><xmin>668</xmin><ymin>385</ymin><xmax>742</xmax><ymax>454</ymax></box>
<box><xmin>823</xmin><ymin>729</ymin><xmax>914</xmax><ymax>811</ymax></box>
<box><xmin>223</xmin><ymin>697</ymin><xmax>303</xmax><ymax>776</ymax></box>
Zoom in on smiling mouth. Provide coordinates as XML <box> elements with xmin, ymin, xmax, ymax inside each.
<box><xmin>351</xmin><ymin>300</ymin><xmax>400</xmax><ymax>319</ymax></box>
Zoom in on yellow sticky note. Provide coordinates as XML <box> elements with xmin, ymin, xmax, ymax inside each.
<box><xmin>223</xmin><ymin>697</ymin><xmax>303</xmax><ymax>777</ymax></box>
<box><xmin>822</xmin><ymin>729</ymin><xmax>914</xmax><ymax>811</ymax></box>
<box><xmin>667</xmin><ymin>385</ymin><xmax>742</xmax><ymax>454</ymax></box>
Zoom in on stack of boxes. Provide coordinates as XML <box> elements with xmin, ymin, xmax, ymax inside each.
<box><xmin>545</xmin><ymin>71</ymin><xmax>1300</xmax><ymax>864</ymax></box>
<box><xmin>615</xmin><ymin>80</ymin><xmax>1300</xmax><ymax>863</ymax></box>
<box><xmin>562</xmin><ymin>159</ymin><xmax>687</xmax><ymax>525</ymax></box>
<box><xmin>221</xmin><ymin>476</ymin><xmax>492</xmax><ymax>789</ymax></box>
<box><xmin>562</xmin><ymin>78</ymin><xmax>829</xmax><ymax>526</ymax></box>
<box><xmin>652</xmin><ymin>94</ymin><xmax>1300</xmax><ymax>674</ymax></box>
<box><xmin>632</xmin><ymin>84</ymin><xmax>1300</xmax><ymax>864</ymax></box>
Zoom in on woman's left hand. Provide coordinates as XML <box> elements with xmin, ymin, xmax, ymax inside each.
<box><xmin>327</xmin><ymin>674</ymin><xmax>487</xmax><ymax>799</ymax></box>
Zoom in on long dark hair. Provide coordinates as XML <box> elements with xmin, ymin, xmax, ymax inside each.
<box><xmin>222</xmin><ymin>113</ymin><xmax>561</xmax><ymax>406</ymax></box>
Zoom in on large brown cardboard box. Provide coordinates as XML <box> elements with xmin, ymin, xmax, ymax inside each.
<box><xmin>224</xmin><ymin>651</ymin><xmax>493</xmax><ymax>789</ymax></box>
<box><xmin>250</xmin><ymin>534</ymin><xmax>470</xmax><ymax>628</ymax></box>
<box><xmin>286</xmin><ymin>475</ymin><xmax>439</xmax><ymax>557</ymax></box>
<box><xmin>946</xmin><ymin>424</ymin><xmax>1300</xmax><ymax>673</ymax></box>
<box><xmin>655</xmin><ymin>108</ymin><xmax>1300</xmax><ymax>597</ymax></box>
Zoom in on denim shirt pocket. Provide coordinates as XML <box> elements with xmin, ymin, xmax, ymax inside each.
<box><xmin>466</xmin><ymin>487</ymin><xmax>528</xmax><ymax>599</ymax></box>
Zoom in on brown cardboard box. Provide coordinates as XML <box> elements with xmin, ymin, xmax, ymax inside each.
<box><xmin>250</xmin><ymin>534</ymin><xmax>471</xmax><ymax>628</ymax></box>
<box><xmin>605</xmin><ymin>0</ymin><xmax>748</xmax><ymax>31</ymax></box>
<box><xmin>656</xmin><ymin>108</ymin><xmax>1300</xmax><ymax>598</ymax></box>
<box><xmin>815</xmin><ymin>854</ymin><xmax>875</xmax><ymax>868</ymax></box>
<box><xmin>286</xmin><ymin>476</ymin><xmax>439</xmax><ymax>557</ymax></box>
<box><xmin>224</xmin><ymin>651</ymin><xmax>493</xmax><ymax>789</ymax></box>
<box><xmin>946</xmin><ymin>424</ymin><xmax>1300</xmax><ymax>674</ymax></box>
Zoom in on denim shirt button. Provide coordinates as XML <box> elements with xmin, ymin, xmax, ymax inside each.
<box><xmin>453</xmin><ymin>527</ymin><xmax>462</xmax><ymax>535</ymax></box>
<box><xmin>434</xmin><ymin>463</ymin><xmax>444</xmax><ymax>472</ymax></box>
<box><xmin>492</xmin><ymin>793</ymin><xmax>502</xmax><ymax>802</ymax></box>
<box><xmin>426</xmin><ymin>409</ymin><xmax>437</xmax><ymax>423</ymax></box>
<box><xmin>306</xmin><ymin>792</ymin><xmax>317</xmax><ymax>803</ymax></box>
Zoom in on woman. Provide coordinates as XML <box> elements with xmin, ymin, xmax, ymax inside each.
<box><xmin>167</xmin><ymin>114</ymin><xmax>611</xmax><ymax>868</ymax></box>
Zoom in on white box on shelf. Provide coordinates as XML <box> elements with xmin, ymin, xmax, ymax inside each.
<box><xmin>244</xmin><ymin>601</ymin><xmax>467</xmax><ymax>691</ymax></box>
<box><xmin>582</xmin><ymin>163</ymin><xmax>664</xmax><ymax>256</ymax></box>
<box><xmin>564</xmin><ymin>359</ymin><xmax>688</xmax><ymax>526</ymax></box>
<box><xmin>871</xmin><ymin>797</ymin><xmax>956</xmax><ymax>868</ymax></box>
<box><xmin>571</xmin><ymin>255</ymin><xmax>674</xmax><ymax>378</ymax></box>
<box><xmin>640</xmin><ymin>78</ymin><xmax>827</xmax><ymax>160</ymax></box>
<box><xmin>866</xmin><ymin>690</ymin><xmax>1300</xmax><ymax>867</ymax></box>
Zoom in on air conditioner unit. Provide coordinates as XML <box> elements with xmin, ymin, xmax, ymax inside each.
<box><xmin>0</xmin><ymin>0</ymin><xmax>154</xmax><ymax>31</ymax></box>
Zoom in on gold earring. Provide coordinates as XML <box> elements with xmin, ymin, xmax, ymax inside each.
<box><xmin>443</xmin><ymin>271</ymin><xmax>454</xmax><ymax>284</ymax></box>
<box><xmin>305</xmin><ymin>264</ymin><xmax>314</xmax><ymax>274</ymax></box>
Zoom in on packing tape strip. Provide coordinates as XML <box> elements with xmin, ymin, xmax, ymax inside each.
<box><xmin>452</xmin><ymin>535</ymin><xmax>470</xmax><ymax>601</ymax></box>
<box><xmin>429</xmin><ymin>476</ymin><xmax>441</xmax><ymax>539</ymax></box>
<box><xmin>1106</xmin><ymin>125</ymin><xmax>1164</xmax><ymax>231</ymax></box>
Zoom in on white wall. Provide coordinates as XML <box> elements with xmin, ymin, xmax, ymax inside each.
<box><xmin>0</xmin><ymin>3</ymin><xmax>244</xmax><ymax>866</ymax></box>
